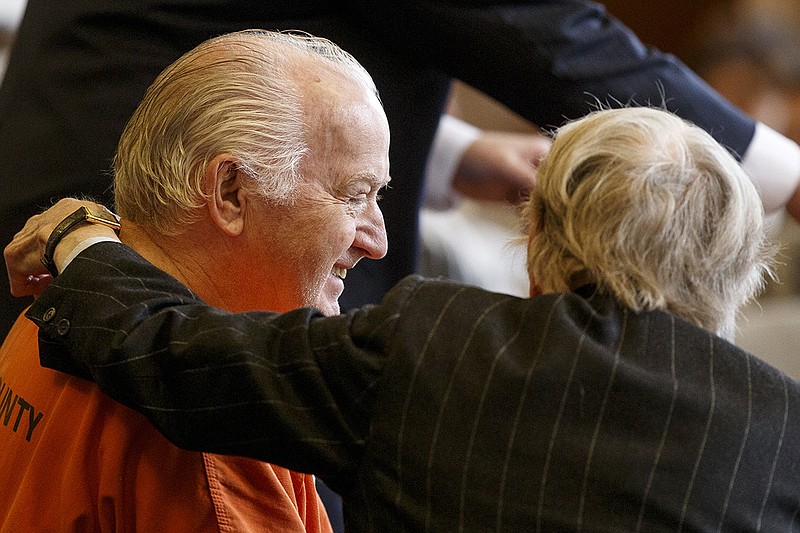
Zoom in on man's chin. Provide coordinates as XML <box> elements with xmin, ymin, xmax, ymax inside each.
<box><xmin>319</xmin><ymin>278</ymin><xmax>344</xmax><ymax>316</ymax></box>
<box><xmin>313</xmin><ymin>293</ymin><xmax>341</xmax><ymax>317</ymax></box>
<box><xmin>319</xmin><ymin>300</ymin><xmax>340</xmax><ymax>317</ymax></box>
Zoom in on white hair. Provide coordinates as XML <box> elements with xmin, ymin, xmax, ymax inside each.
<box><xmin>113</xmin><ymin>29</ymin><xmax>378</xmax><ymax>235</ymax></box>
<box><xmin>525</xmin><ymin>107</ymin><xmax>774</xmax><ymax>338</ymax></box>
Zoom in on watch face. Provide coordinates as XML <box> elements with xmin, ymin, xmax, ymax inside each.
<box><xmin>42</xmin><ymin>205</ymin><xmax>121</xmax><ymax>277</ymax></box>
<box><xmin>85</xmin><ymin>205</ymin><xmax>121</xmax><ymax>225</ymax></box>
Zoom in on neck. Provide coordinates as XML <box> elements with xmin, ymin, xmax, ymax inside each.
<box><xmin>119</xmin><ymin>219</ymin><xmax>236</xmax><ymax>310</ymax></box>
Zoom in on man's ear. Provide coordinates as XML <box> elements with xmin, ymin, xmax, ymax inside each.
<box><xmin>205</xmin><ymin>154</ymin><xmax>247</xmax><ymax>236</ymax></box>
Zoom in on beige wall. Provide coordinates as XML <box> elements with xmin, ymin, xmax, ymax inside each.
<box><xmin>0</xmin><ymin>0</ymin><xmax>26</xmax><ymax>82</ymax></box>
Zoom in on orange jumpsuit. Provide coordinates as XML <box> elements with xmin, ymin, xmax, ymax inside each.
<box><xmin>0</xmin><ymin>314</ymin><xmax>331</xmax><ymax>532</ymax></box>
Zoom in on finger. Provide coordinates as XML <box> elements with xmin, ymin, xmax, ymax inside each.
<box><xmin>4</xmin><ymin>198</ymin><xmax>99</xmax><ymax>296</ymax></box>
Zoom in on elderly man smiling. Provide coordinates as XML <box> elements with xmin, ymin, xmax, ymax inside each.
<box><xmin>0</xmin><ymin>29</ymin><xmax>388</xmax><ymax>531</ymax></box>
<box><xmin>10</xmin><ymin>107</ymin><xmax>800</xmax><ymax>531</ymax></box>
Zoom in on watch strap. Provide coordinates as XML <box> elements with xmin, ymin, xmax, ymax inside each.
<box><xmin>41</xmin><ymin>206</ymin><xmax>121</xmax><ymax>277</ymax></box>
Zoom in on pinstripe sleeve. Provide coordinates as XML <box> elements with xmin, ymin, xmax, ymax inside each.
<box><xmin>26</xmin><ymin>242</ymin><xmax>418</xmax><ymax>489</ymax></box>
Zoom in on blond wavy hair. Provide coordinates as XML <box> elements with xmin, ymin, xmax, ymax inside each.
<box><xmin>113</xmin><ymin>30</ymin><xmax>378</xmax><ymax>235</ymax></box>
<box><xmin>525</xmin><ymin>107</ymin><xmax>774</xmax><ymax>338</ymax></box>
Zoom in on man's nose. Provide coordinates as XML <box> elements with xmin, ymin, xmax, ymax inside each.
<box><xmin>355</xmin><ymin>201</ymin><xmax>388</xmax><ymax>260</ymax></box>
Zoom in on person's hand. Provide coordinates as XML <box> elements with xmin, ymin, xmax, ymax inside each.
<box><xmin>4</xmin><ymin>198</ymin><xmax>115</xmax><ymax>297</ymax></box>
<box><xmin>452</xmin><ymin>130</ymin><xmax>552</xmax><ymax>204</ymax></box>
<box><xmin>787</xmin><ymin>181</ymin><xmax>800</xmax><ymax>223</ymax></box>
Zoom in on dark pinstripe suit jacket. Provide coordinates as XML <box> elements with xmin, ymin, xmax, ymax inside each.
<box><xmin>29</xmin><ymin>243</ymin><xmax>800</xmax><ymax>532</ymax></box>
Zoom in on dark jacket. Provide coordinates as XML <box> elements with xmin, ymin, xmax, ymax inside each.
<box><xmin>29</xmin><ymin>242</ymin><xmax>800</xmax><ymax>532</ymax></box>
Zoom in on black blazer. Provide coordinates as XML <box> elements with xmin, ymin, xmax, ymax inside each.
<box><xmin>0</xmin><ymin>0</ymin><xmax>757</xmax><ymax>335</ymax></box>
<box><xmin>30</xmin><ymin>243</ymin><xmax>800</xmax><ymax>532</ymax></box>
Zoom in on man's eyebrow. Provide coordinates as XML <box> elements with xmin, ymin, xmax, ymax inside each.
<box><xmin>350</xmin><ymin>172</ymin><xmax>391</xmax><ymax>189</ymax></box>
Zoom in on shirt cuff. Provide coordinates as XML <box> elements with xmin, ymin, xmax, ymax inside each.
<box><xmin>58</xmin><ymin>236</ymin><xmax>122</xmax><ymax>274</ymax></box>
<box><xmin>423</xmin><ymin>115</ymin><xmax>481</xmax><ymax>210</ymax></box>
<box><xmin>741</xmin><ymin>122</ymin><xmax>800</xmax><ymax>213</ymax></box>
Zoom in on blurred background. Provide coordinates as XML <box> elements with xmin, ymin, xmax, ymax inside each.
<box><xmin>0</xmin><ymin>0</ymin><xmax>25</xmax><ymax>79</ymax></box>
<box><xmin>3</xmin><ymin>0</ymin><xmax>800</xmax><ymax>378</ymax></box>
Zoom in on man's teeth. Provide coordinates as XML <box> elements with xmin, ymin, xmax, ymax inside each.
<box><xmin>333</xmin><ymin>267</ymin><xmax>347</xmax><ymax>280</ymax></box>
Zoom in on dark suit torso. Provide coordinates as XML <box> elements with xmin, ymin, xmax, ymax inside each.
<box><xmin>0</xmin><ymin>0</ymin><xmax>757</xmax><ymax>336</ymax></box>
<box><xmin>30</xmin><ymin>243</ymin><xmax>800</xmax><ymax>531</ymax></box>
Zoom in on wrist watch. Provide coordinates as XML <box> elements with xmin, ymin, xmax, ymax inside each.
<box><xmin>41</xmin><ymin>205</ymin><xmax>121</xmax><ymax>277</ymax></box>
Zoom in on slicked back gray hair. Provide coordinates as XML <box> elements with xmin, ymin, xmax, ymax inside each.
<box><xmin>113</xmin><ymin>30</ymin><xmax>378</xmax><ymax>235</ymax></box>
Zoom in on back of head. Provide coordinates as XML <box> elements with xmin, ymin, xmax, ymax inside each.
<box><xmin>525</xmin><ymin>107</ymin><xmax>773</xmax><ymax>338</ymax></box>
<box><xmin>113</xmin><ymin>29</ymin><xmax>377</xmax><ymax>236</ymax></box>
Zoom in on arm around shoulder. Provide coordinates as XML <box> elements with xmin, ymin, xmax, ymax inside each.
<box><xmin>27</xmin><ymin>242</ymin><xmax>416</xmax><ymax>486</ymax></box>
